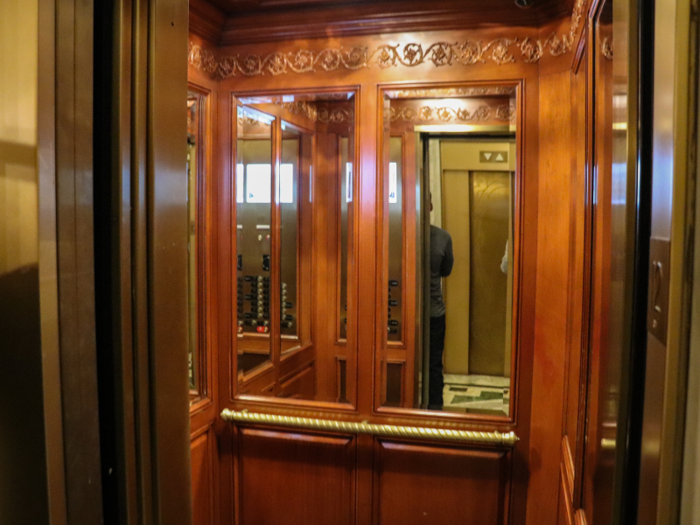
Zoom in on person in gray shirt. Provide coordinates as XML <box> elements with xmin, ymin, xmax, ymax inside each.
<box><xmin>428</xmin><ymin>220</ymin><xmax>454</xmax><ymax>409</ymax></box>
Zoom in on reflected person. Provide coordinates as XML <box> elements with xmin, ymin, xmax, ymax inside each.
<box><xmin>428</xmin><ymin>205</ymin><xmax>454</xmax><ymax>410</ymax></box>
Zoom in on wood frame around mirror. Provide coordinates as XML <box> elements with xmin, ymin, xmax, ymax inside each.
<box><xmin>187</xmin><ymin>82</ymin><xmax>215</xmax><ymax>411</ymax></box>
<box><xmin>374</xmin><ymin>80</ymin><xmax>524</xmax><ymax>423</ymax></box>
<box><xmin>230</xmin><ymin>87</ymin><xmax>362</xmax><ymax>411</ymax></box>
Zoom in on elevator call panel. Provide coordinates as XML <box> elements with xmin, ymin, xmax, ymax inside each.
<box><xmin>388</xmin><ymin>279</ymin><xmax>400</xmax><ymax>338</ymax></box>
<box><xmin>236</xmin><ymin>205</ymin><xmax>297</xmax><ymax>337</ymax></box>
<box><xmin>236</xmin><ymin>223</ymin><xmax>297</xmax><ymax>336</ymax></box>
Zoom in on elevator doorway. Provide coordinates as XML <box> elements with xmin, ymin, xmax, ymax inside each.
<box><xmin>429</xmin><ymin>138</ymin><xmax>515</xmax><ymax>414</ymax></box>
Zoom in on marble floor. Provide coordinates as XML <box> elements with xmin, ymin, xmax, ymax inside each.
<box><xmin>441</xmin><ymin>374</ymin><xmax>510</xmax><ymax>415</ymax></box>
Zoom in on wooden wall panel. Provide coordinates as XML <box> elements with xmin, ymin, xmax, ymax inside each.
<box><xmin>373</xmin><ymin>441</ymin><xmax>510</xmax><ymax>525</ymax></box>
<box><xmin>563</xmin><ymin>49</ymin><xmax>588</xmax><ymax>485</ymax></box>
<box><xmin>191</xmin><ymin>427</ymin><xmax>217</xmax><ymax>525</ymax></box>
<box><xmin>527</xmin><ymin>70</ymin><xmax>574</xmax><ymax>525</ymax></box>
<box><xmin>559</xmin><ymin>464</ymin><xmax>575</xmax><ymax>525</ymax></box>
<box><xmin>278</xmin><ymin>363</ymin><xmax>316</xmax><ymax>399</ymax></box>
<box><xmin>195</xmin><ymin>21</ymin><xmax>553</xmax><ymax>525</ymax></box>
<box><xmin>237</xmin><ymin>428</ymin><xmax>356</xmax><ymax>525</ymax></box>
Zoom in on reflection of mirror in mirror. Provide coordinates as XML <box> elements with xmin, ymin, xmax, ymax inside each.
<box><xmin>381</xmin><ymin>86</ymin><xmax>517</xmax><ymax>417</ymax></box>
<box><xmin>235</xmin><ymin>92</ymin><xmax>356</xmax><ymax>404</ymax></box>
<box><xmin>236</xmin><ymin>106</ymin><xmax>274</xmax><ymax>376</ymax></box>
<box><xmin>187</xmin><ymin>90</ymin><xmax>204</xmax><ymax>395</ymax></box>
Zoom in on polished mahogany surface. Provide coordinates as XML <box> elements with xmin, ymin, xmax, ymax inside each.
<box><xmin>186</xmin><ymin>0</ymin><xmax>592</xmax><ymax>523</ymax></box>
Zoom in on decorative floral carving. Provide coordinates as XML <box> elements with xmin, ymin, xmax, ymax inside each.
<box><xmin>389</xmin><ymin>104</ymin><xmax>515</xmax><ymax>123</ymax></box>
<box><xmin>188</xmin><ymin>2</ymin><xmax>587</xmax><ymax>77</ymax></box>
<box><xmin>237</xmin><ymin>115</ymin><xmax>265</xmax><ymax>127</ymax></box>
<box><xmin>386</xmin><ymin>86</ymin><xmax>516</xmax><ymax>98</ymax></box>
<box><xmin>280</xmin><ymin>101</ymin><xmax>317</xmax><ymax>120</ymax></box>
<box><xmin>279</xmin><ymin>101</ymin><xmax>354</xmax><ymax>123</ymax></box>
<box><xmin>495</xmin><ymin>104</ymin><xmax>516</xmax><ymax>121</ymax></box>
<box><xmin>316</xmin><ymin>107</ymin><xmax>353</xmax><ymax>124</ymax></box>
<box><xmin>188</xmin><ymin>42</ymin><xmax>217</xmax><ymax>74</ymax></box>
<box><xmin>530</xmin><ymin>0</ymin><xmax>586</xmax><ymax>59</ymax></box>
<box><xmin>601</xmin><ymin>37</ymin><xmax>613</xmax><ymax>60</ymax></box>
<box><xmin>487</xmin><ymin>39</ymin><xmax>518</xmax><ymax>65</ymax></box>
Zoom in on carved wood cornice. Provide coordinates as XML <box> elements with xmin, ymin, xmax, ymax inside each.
<box><xmin>217</xmin><ymin>0</ymin><xmax>572</xmax><ymax>47</ymax></box>
<box><xmin>389</xmin><ymin>104</ymin><xmax>515</xmax><ymax>122</ymax></box>
<box><xmin>189</xmin><ymin>0</ymin><xmax>226</xmax><ymax>45</ymax></box>
<box><xmin>389</xmin><ymin>104</ymin><xmax>515</xmax><ymax>123</ymax></box>
<box><xmin>188</xmin><ymin>0</ymin><xmax>586</xmax><ymax>77</ymax></box>
<box><xmin>386</xmin><ymin>86</ymin><xmax>516</xmax><ymax>99</ymax></box>
<box><xmin>518</xmin><ymin>0</ymin><xmax>586</xmax><ymax>62</ymax></box>
<box><xmin>278</xmin><ymin>101</ymin><xmax>354</xmax><ymax>124</ymax></box>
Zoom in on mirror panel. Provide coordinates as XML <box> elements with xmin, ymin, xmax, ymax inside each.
<box><xmin>187</xmin><ymin>88</ymin><xmax>208</xmax><ymax>400</ymax></box>
<box><xmin>236</xmin><ymin>106</ymin><xmax>274</xmax><ymax>375</ymax></box>
<box><xmin>234</xmin><ymin>91</ymin><xmax>357</xmax><ymax>405</ymax></box>
<box><xmin>379</xmin><ymin>85</ymin><xmax>518</xmax><ymax>418</ymax></box>
<box><xmin>280</xmin><ymin>125</ymin><xmax>301</xmax><ymax>344</ymax></box>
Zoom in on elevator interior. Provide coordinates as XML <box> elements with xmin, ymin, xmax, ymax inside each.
<box><xmin>183</xmin><ymin>0</ymin><xmax>627</xmax><ymax>522</ymax></box>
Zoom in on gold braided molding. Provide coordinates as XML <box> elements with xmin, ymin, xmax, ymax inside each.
<box><xmin>221</xmin><ymin>408</ymin><xmax>519</xmax><ymax>447</ymax></box>
<box><xmin>189</xmin><ymin>1</ymin><xmax>586</xmax><ymax>77</ymax></box>
<box><xmin>390</xmin><ymin>104</ymin><xmax>515</xmax><ymax>123</ymax></box>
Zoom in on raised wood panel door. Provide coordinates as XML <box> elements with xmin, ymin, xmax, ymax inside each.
<box><xmin>374</xmin><ymin>442</ymin><xmax>511</xmax><ymax>525</ymax></box>
<box><xmin>236</xmin><ymin>428</ymin><xmax>356</xmax><ymax>525</ymax></box>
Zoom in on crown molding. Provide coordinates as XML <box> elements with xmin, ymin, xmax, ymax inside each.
<box><xmin>188</xmin><ymin>0</ymin><xmax>586</xmax><ymax>76</ymax></box>
<box><xmin>189</xmin><ymin>0</ymin><xmax>226</xmax><ymax>45</ymax></box>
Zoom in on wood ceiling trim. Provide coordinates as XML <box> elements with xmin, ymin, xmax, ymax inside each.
<box><xmin>218</xmin><ymin>3</ymin><xmax>568</xmax><ymax>46</ymax></box>
<box><xmin>190</xmin><ymin>0</ymin><xmax>227</xmax><ymax>44</ymax></box>
<box><xmin>188</xmin><ymin>0</ymin><xmax>582</xmax><ymax>51</ymax></box>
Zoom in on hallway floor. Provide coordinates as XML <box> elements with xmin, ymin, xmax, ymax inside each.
<box><xmin>442</xmin><ymin>374</ymin><xmax>510</xmax><ymax>415</ymax></box>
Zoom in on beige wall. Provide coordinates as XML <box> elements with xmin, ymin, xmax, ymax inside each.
<box><xmin>440</xmin><ymin>140</ymin><xmax>516</xmax><ymax>172</ymax></box>
<box><xmin>0</xmin><ymin>0</ymin><xmax>39</xmax><ymax>274</ymax></box>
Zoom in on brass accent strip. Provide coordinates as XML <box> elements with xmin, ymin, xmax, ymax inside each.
<box><xmin>221</xmin><ymin>409</ymin><xmax>519</xmax><ymax>447</ymax></box>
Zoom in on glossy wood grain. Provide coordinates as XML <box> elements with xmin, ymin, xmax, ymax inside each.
<box><xmin>527</xmin><ymin>69</ymin><xmax>573</xmax><ymax>525</ymax></box>
<box><xmin>557</xmin><ymin>3</ymin><xmax>622</xmax><ymax>525</ymax></box>
<box><xmin>374</xmin><ymin>440</ymin><xmax>511</xmax><ymax>525</ymax></box>
<box><xmin>192</xmin><ymin>0</ymin><xmax>573</xmax><ymax>46</ymax></box>
<box><xmin>191</xmin><ymin>426</ymin><xmax>217</xmax><ymax>525</ymax></box>
<box><xmin>236</xmin><ymin>428</ymin><xmax>356</xmax><ymax>525</ymax></box>
<box><xmin>583</xmin><ymin>4</ymin><xmax>615</xmax><ymax>521</ymax></box>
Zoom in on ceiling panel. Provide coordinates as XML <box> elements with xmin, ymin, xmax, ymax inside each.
<box><xmin>193</xmin><ymin>0</ymin><xmax>574</xmax><ymax>46</ymax></box>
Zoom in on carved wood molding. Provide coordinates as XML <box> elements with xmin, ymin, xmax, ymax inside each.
<box><xmin>278</xmin><ymin>101</ymin><xmax>354</xmax><ymax>123</ymax></box>
<box><xmin>386</xmin><ymin>86</ymin><xmax>516</xmax><ymax>98</ymax></box>
<box><xmin>389</xmin><ymin>104</ymin><xmax>515</xmax><ymax>123</ymax></box>
<box><xmin>237</xmin><ymin>115</ymin><xmax>265</xmax><ymax>127</ymax></box>
<box><xmin>188</xmin><ymin>0</ymin><xmax>586</xmax><ymax>77</ymax></box>
<box><xmin>601</xmin><ymin>37</ymin><xmax>613</xmax><ymax>60</ymax></box>
<box><xmin>518</xmin><ymin>0</ymin><xmax>586</xmax><ymax>62</ymax></box>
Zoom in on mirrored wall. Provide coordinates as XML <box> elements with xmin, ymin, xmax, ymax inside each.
<box><xmin>187</xmin><ymin>88</ymin><xmax>209</xmax><ymax>403</ymax></box>
<box><xmin>378</xmin><ymin>85</ymin><xmax>519</xmax><ymax>418</ymax></box>
<box><xmin>234</xmin><ymin>91</ymin><xmax>357</xmax><ymax>404</ymax></box>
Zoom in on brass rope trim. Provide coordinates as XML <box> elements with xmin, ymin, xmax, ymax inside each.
<box><xmin>221</xmin><ymin>409</ymin><xmax>519</xmax><ymax>447</ymax></box>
